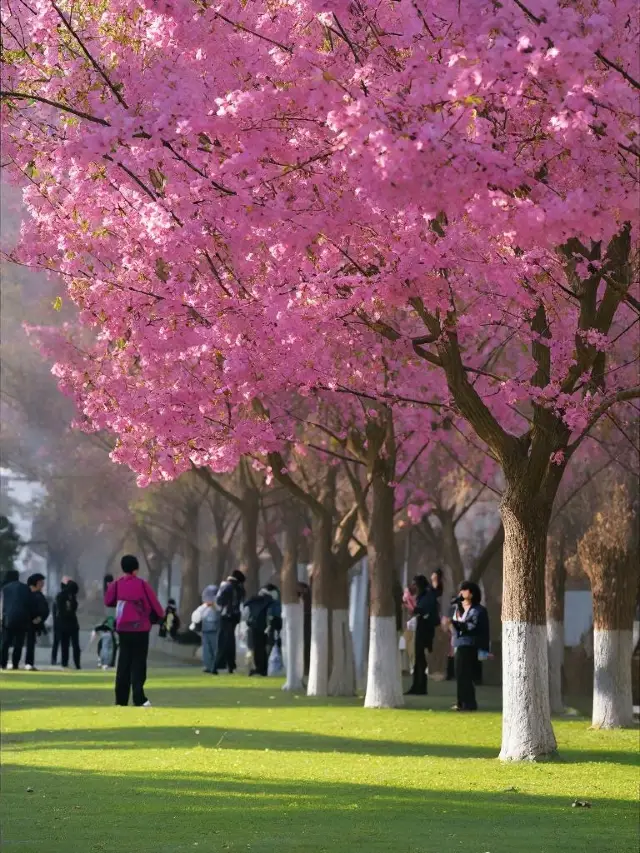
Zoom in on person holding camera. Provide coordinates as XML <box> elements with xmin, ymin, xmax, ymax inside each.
<box><xmin>448</xmin><ymin>581</ymin><xmax>490</xmax><ymax>712</ymax></box>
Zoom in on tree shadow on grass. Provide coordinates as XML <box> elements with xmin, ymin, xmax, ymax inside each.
<box><xmin>3</xmin><ymin>724</ymin><xmax>638</xmax><ymax>766</ymax></box>
<box><xmin>1</xmin><ymin>764</ymin><xmax>637</xmax><ymax>853</ymax></box>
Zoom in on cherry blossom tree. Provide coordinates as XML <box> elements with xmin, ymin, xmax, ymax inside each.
<box><xmin>2</xmin><ymin>0</ymin><xmax>639</xmax><ymax>758</ymax></box>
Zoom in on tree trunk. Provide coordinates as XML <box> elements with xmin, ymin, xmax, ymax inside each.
<box><xmin>328</xmin><ymin>564</ymin><xmax>355</xmax><ymax>696</ymax></box>
<box><xmin>307</xmin><ymin>513</ymin><xmax>332</xmax><ymax>697</ymax></box>
<box><xmin>240</xmin><ymin>486</ymin><xmax>261</xmax><ymax>596</ymax></box>
<box><xmin>500</xmin><ymin>493</ymin><xmax>557</xmax><ymax>760</ymax></box>
<box><xmin>545</xmin><ymin>551</ymin><xmax>566</xmax><ymax>715</ymax></box>
<box><xmin>281</xmin><ymin>507</ymin><xmax>304</xmax><ymax>692</ymax></box>
<box><xmin>364</xmin><ymin>470</ymin><xmax>403</xmax><ymax>708</ymax></box>
<box><xmin>147</xmin><ymin>553</ymin><xmax>163</xmax><ymax>594</ymax></box>
<box><xmin>179</xmin><ymin>539</ymin><xmax>200</xmax><ymax>627</ymax></box>
<box><xmin>179</xmin><ymin>506</ymin><xmax>201</xmax><ymax>626</ymax></box>
<box><xmin>214</xmin><ymin>542</ymin><xmax>230</xmax><ymax>585</ymax></box>
<box><xmin>441</xmin><ymin>510</ymin><xmax>465</xmax><ymax>587</ymax></box>
<box><xmin>589</xmin><ymin>556</ymin><xmax>637</xmax><ymax>728</ymax></box>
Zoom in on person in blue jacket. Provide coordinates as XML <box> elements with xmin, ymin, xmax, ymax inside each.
<box><xmin>450</xmin><ymin>581</ymin><xmax>490</xmax><ymax>712</ymax></box>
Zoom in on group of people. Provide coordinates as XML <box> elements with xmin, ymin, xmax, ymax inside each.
<box><xmin>189</xmin><ymin>571</ymin><xmax>283</xmax><ymax>677</ymax></box>
<box><xmin>403</xmin><ymin>570</ymin><xmax>490</xmax><ymax>712</ymax></box>
<box><xmin>0</xmin><ymin>570</ymin><xmax>82</xmax><ymax>671</ymax></box>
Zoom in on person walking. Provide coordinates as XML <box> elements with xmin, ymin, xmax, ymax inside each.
<box><xmin>405</xmin><ymin>575</ymin><xmax>439</xmax><ymax>696</ymax></box>
<box><xmin>190</xmin><ymin>585</ymin><xmax>220</xmax><ymax>674</ymax></box>
<box><xmin>57</xmin><ymin>580</ymin><xmax>82</xmax><ymax>669</ymax></box>
<box><xmin>51</xmin><ymin>576</ymin><xmax>71</xmax><ymax>665</ymax></box>
<box><xmin>104</xmin><ymin>555</ymin><xmax>164</xmax><ymax>707</ymax></box>
<box><xmin>449</xmin><ymin>581</ymin><xmax>490</xmax><ymax>712</ymax></box>
<box><xmin>215</xmin><ymin>569</ymin><xmax>245</xmax><ymax>674</ymax></box>
<box><xmin>25</xmin><ymin>573</ymin><xmax>50</xmax><ymax>671</ymax></box>
<box><xmin>244</xmin><ymin>585</ymin><xmax>278</xmax><ymax>676</ymax></box>
<box><xmin>1</xmin><ymin>570</ymin><xmax>31</xmax><ymax>670</ymax></box>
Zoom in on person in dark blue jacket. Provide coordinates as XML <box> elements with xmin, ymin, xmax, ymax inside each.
<box><xmin>450</xmin><ymin>581</ymin><xmax>490</xmax><ymax>711</ymax></box>
<box><xmin>25</xmin><ymin>573</ymin><xmax>50</xmax><ymax>671</ymax></box>
<box><xmin>1</xmin><ymin>570</ymin><xmax>32</xmax><ymax>670</ymax></box>
<box><xmin>405</xmin><ymin>575</ymin><xmax>439</xmax><ymax>696</ymax></box>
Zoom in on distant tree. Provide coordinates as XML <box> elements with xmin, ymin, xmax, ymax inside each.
<box><xmin>0</xmin><ymin>515</ymin><xmax>21</xmax><ymax>573</ymax></box>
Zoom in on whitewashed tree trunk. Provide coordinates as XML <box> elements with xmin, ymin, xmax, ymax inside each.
<box><xmin>328</xmin><ymin>608</ymin><xmax>355</xmax><ymax>696</ymax></box>
<box><xmin>500</xmin><ymin>622</ymin><xmax>557</xmax><ymax>760</ymax></box>
<box><xmin>545</xmin><ymin>548</ymin><xmax>566</xmax><ymax>715</ymax></box>
<box><xmin>500</xmin><ymin>493</ymin><xmax>557</xmax><ymax>761</ymax></box>
<box><xmin>282</xmin><ymin>602</ymin><xmax>304</xmax><ymax>692</ymax></box>
<box><xmin>307</xmin><ymin>606</ymin><xmax>329</xmax><ymax>696</ymax></box>
<box><xmin>364</xmin><ymin>446</ymin><xmax>404</xmax><ymax>709</ymax></box>
<box><xmin>547</xmin><ymin>618</ymin><xmax>565</xmax><ymax>715</ymax></box>
<box><xmin>364</xmin><ymin>615</ymin><xmax>403</xmax><ymax>708</ymax></box>
<box><xmin>592</xmin><ymin>629</ymin><xmax>634</xmax><ymax>728</ymax></box>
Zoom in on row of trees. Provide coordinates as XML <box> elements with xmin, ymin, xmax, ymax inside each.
<box><xmin>2</xmin><ymin>0</ymin><xmax>638</xmax><ymax>759</ymax></box>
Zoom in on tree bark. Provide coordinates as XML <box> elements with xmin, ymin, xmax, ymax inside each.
<box><xmin>545</xmin><ymin>549</ymin><xmax>566</xmax><ymax>715</ymax></box>
<box><xmin>440</xmin><ymin>510</ymin><xmax>465</xmax><ymax>587</ymax></box>
<box><xmin>178</xmin><ymin>505</ymin><xmax>201</xmax><ymax>626</ymax></box>
<box><xmin>281</xmin><ymin>506</ymin><xmax>304</xmax><ymax>692</ymax></box>
<box><xmin>239</xmin><ymin>485</ymin><xmax>261</xmax><ymax>597</ymax></box>
<box><xmin>500</xmin><ymin>491</ymin><xmax>557</xmax><ymax>760</ymax></box>
<box><xmin>364</xmin><ymin>468</ymin><xmax>403</xmax><ymax>708</ymax></box>
<box><xmin>328</xmin><ymin>563</ymin><xmax>355</xmax><ymax>696</ymax></box>
<box><xmin>588</xmin><ymin>556</ymin><xmax>637</xmax><ymax>728</ymax></box>
<box><xmin>307</xmin><ymin>512</ymin><xmax>332</xmax><ymax>697</ymax></box>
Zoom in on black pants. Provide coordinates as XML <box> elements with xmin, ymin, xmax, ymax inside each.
<box><xmin>1</xmin><ymin>624</ymin><xmax>26</xmax><ymax>669</ymax></box>
<box><xmin>409</xmin><ymin>631</ymin><xmax>429</xmax><ymax>694</ymax></box>
<box><xmin>116</xmin><ymin>632</ymin><xmax>149</xmax><ymax>706</ymax></box>
<box><xmin>251</xmin><ymin>629</ymin><xmax>268</xmax><ymax>676</ymax></box>
<box><xmin>61</xmin><ymin>627</ymin><xmax>81</xmax><ymax>669</ymax></box>
<box><xmin>216</xmin><ymin>619</ymin><xmax>237</xmax><ymax>673</ymax></box>
<box><xmin>25</xmin><ymin>628</ymin><xmax>38</xmax><ymax>667</ymax></box>
<box><xmin>51</xmin><ymin>624</ymin><xmax>60</xmax><ymax>665</ymax></box>
<box><xmin>455</xmin><ymin>645</ymin><xmax>478</xmax><ymax>710</ymax></box>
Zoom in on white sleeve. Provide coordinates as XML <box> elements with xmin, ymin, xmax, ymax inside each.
<box><xmin>191</xmin><ymin>604</ymin><xmax>205</xmax><ymax>623</ymax></box>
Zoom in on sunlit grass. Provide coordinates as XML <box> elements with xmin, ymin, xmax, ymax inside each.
<box><xmin>1</xmin><ymin>669</ymin><xmax>638</xmax><ymax>853</ymax></box>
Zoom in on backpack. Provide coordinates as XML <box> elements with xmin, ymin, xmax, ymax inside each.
<box><xmin>218</xmin><ymin>581</ymin><xmax>243</xmax><ymax>620</ymax></box>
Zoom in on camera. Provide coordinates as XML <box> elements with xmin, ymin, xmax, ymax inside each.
<box><xmin>451</xmin><ymin>595</ymin><xmax>464</xmax><ymax>606</ymax></box>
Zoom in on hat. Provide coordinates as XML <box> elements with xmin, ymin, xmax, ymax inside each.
<box><xmin>202</xmin><ymin>585</ymin><xmax>218</xmax><ymax>604</ymax></box>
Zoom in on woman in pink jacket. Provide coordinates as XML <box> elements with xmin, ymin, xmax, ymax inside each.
<box><xmin>105</xmin><ymin>555</ymin><xmax>164</xmax><ymax>707</ymax></box>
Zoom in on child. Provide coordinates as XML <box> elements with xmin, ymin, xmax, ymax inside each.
<box><xmin>92</xmin><ymin>615</ymin><xmax>118</xmax><ymax>669</ymax></box>
<box><xmin>159</xmin><ymin>599</ymin><xmax>181</xmax><ymax>639</ymax></box>
<box><xmin>190</xmin><ymin>585</ymin><xmax>220</xmax><ymax>674</ymax></box>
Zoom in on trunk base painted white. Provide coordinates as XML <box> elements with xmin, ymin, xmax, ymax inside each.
<box><xmin>592</xmin><ymin>629</ymin><xmax>634</xmax><ymax>728</ymax></box>
<box><xmin>328</xmin><ymin>608</ymin><xmax>355</xmax><ymax>696</ymax></box>
<box><xmin>500</xmin><ymin>622</ymin><xmax>557</xmax><ymax>761</ymax></box>
<box><xmin>364</xmin><ymin>616</ymin><xmax>404</xmax><ymax>709</ymax></box>
<box><xmin>282</xmin><ymin>602</ymin><xmax>304</xmax><ymax>692</ymax></box>
<box><xmin>547</xmin><ymin>618</ymin><xmax>565</xmax><ymax>715</ymax></box>
<box><xmin>307</xmin><ymin>607</ymin><xmax>329</xmax><ymax>697</ymax></box>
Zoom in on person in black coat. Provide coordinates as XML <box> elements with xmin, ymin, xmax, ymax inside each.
<box><xmin>1</xmin><ymin>570</ymin><xmax>32</xmax><ymax>670</ymax></box>
<box><xmin>56</xmin><ymin>580</ymin><xmax>81</xmax><ymax>669</ymax></box>
<box><xmin>405</xmin><ymin>575</ymin><xmax>439</xmax><ymax>696</ymax></box>
<box><xmin>215</xmin><ymin>570</ymin><xmax>246</xmax><ymax>673</ymax></box>
<box><xmin>25</xmin><ymin>573</ymin><xmax>50</xmax><ymax>671</ymax></box>
<box><xmin>449</xmin><ymin>581</ymin><xmax>490</xmax><ymax>712</ymax></box>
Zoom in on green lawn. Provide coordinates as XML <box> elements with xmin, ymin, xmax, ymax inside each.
<box><xmin>1</xmin><ymin>669</ymin><xmax>638</xmax><ymax>853</ymax></box>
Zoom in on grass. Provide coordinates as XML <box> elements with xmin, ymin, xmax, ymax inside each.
<box><xmin>1</xmin><ymin>669</ymin><xmax>638</xmax><ymax>853</ymax></box>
